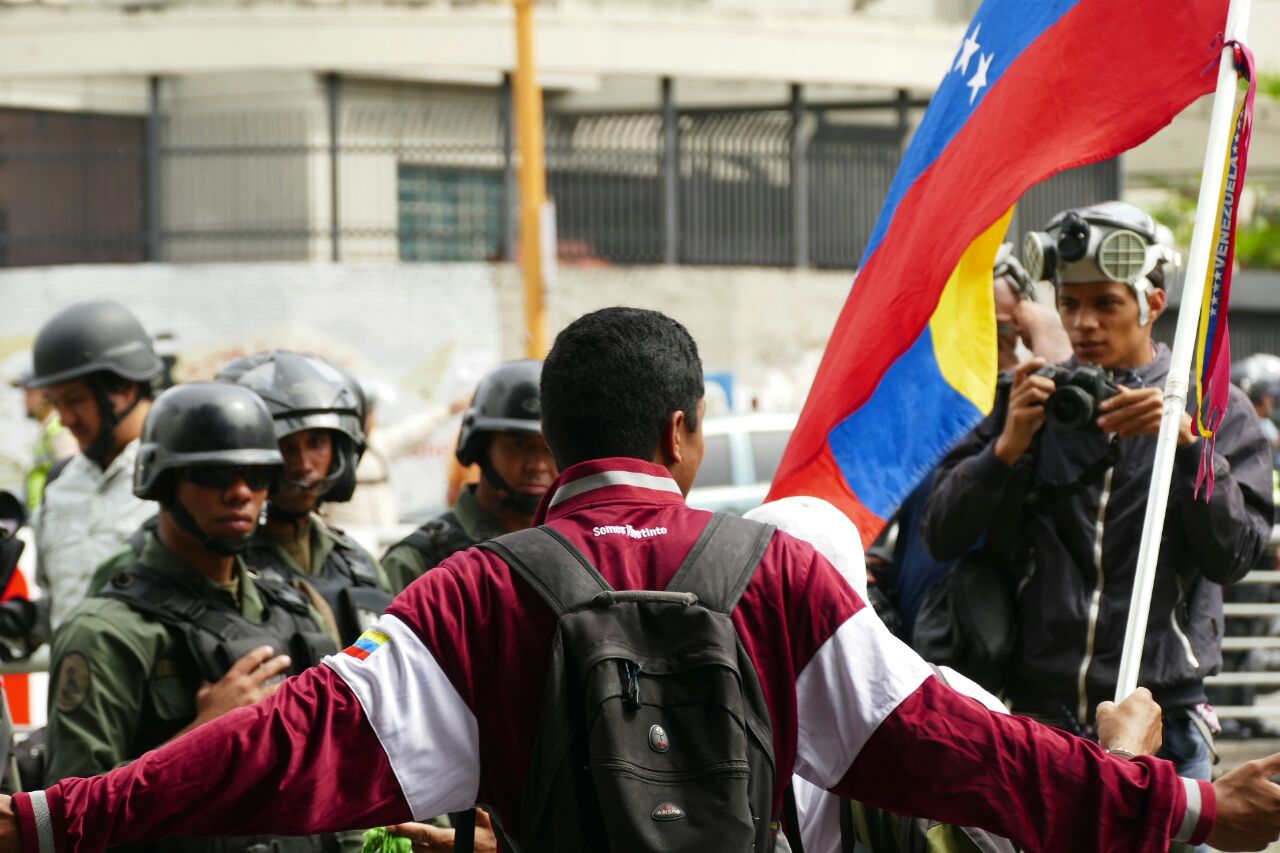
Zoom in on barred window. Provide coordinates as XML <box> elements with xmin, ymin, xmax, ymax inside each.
<box><xmin>398</xmin><ymin>165</ymin><xmax>503</xmax><ymax>262</ymax></box>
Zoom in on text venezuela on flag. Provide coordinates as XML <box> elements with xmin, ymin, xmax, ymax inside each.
<box><xmin>768</xmin><ymin>0</ymin><xmax>1230</xmax><ymax>545</ymax></box>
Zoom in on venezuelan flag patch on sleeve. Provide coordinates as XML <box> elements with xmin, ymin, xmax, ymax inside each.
<box><xmin>343</xmin><ymin>629</ymin><xmax>390</xmax><ymax>662</ymax></box>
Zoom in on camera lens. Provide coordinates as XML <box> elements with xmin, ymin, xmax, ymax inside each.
<box><xmin>1045</xmin><ymin>387</ymin><xmax>1096</xmax><ymax>431</ymax></box>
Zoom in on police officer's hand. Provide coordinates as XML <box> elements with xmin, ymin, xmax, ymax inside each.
<box><xmin>1206</xmin><ymin>753</ymin><xmax>1280</xmax><ymax>850</ymax></box>
<box><xmin>191</xmin><ymin>645</ymin><xmax>292</xmax><ymax>728</ymax></box>
<box><xmin>388</xmin><ymin>808</ymin><xmax>498</xmax><ymax>852</ymax></box>
<box><xmin>994</xmin><ymin>358</ymin><xmax>1053</xmax><ymax>466</ymax></box>
<box><xmin>1095</xmin><ymin>687</ymin><xmax>1162</xmax><ymax>757</ymax></box>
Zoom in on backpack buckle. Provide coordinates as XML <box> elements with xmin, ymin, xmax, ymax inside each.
<box><xmin>619</xmin><ymin>660</ymin><xmax>642</xmax><ymax>710</ymax></box>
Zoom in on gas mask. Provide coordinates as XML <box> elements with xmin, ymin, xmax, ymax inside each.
<box><xmin>1022</xmin><ymin>201</ymin><xmax>1179</xmax><ymax>327</ymax></box>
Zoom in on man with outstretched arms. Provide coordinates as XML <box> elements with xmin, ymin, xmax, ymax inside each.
<box><xmin>217</xmin><ymin>352</ymin><xmax>392</xmax><ymax>645</ymax></box>
<box><xmin>382</xmin><ymin>359</ymin><xmax>556</xmax><ymax>593</ymax></box>
<box><xmin>27</xmin><ymin>301</ymin><xmax>164</xmax><ymax>634</ymax></box>
<box><xmin>42</xmin><ymin>382</ymin><xmax>341</xmax><ymax>851</ymax></box>
<box><xmin>4</xmin><ymin>308</ymin><xmax>1280</xmax><ymax>852</ymax></box>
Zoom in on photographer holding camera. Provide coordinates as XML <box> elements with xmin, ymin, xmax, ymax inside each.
<box><xmin>922</xmin><ymin>202</ymin><xmax>1275</xmax><ymax>787</ymax></box>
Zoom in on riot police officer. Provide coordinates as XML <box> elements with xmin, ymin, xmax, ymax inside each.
<box><xmin>217</xmin><ymin>352</ymin><xmax>392</xmax><ymax>645</ymax></box>
<box><xmin>382</xmin><ymin>360</ymin><xmax>557</xmax><ymax>592</ymax></box>
<box><xmin>27</xmin><ymin>300</ymin><xmax>164</xmax><ymax>635</ymax></box>
<box><xmin>45</xmin><ymin>382</ymin><xmax>341</xmax><ymax>852</ymax></box>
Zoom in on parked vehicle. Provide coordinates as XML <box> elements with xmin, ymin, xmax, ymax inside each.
<box><xmin>686</xmin><ymin>413</ymin><xmax>797</xmax><ymax>516</ymax></box>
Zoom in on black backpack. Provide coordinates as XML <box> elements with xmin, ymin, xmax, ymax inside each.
<box><xmin>472</xmin><ymin>512</ymin><xmax>780</xmax><ymax>852</ymax></box>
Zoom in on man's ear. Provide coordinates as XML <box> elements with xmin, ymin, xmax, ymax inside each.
<box><xmin>1146</xmin><ymin>287</ymin><xmax>1168</xmax><ymax>326</ymax></box>
<box><xmin>656</xmin><ymin>410</ymin><xmax>686</xmax><ymax>467</ymax></box>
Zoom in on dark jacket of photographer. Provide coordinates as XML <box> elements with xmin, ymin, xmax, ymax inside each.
<box><xmin>922</xmin><ymin>343</ymin><xmax>1275</xmax><ymax>722</ymax></box>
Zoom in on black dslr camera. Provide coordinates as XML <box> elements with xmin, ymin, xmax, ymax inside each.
<box><xmin>1033</xmin><ymin>365</ymin><xmax>1120</xmax><ymax>432</ymax></box>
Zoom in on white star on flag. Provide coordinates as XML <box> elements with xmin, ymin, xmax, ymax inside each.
<box><xmin>954</xmin><ymin>24</ymin><xmax>982</xmax><ymax>75</ymax></box>
<box><xmin>968</xmin><ymin>52</ymin><xmax>995</xmax><ymax>104</ymax></box>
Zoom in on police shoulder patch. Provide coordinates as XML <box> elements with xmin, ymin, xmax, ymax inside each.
<box><xmin>54</xmin><ymin>651</ymin><xmax>92</xmax><ymax>714</ymax></box>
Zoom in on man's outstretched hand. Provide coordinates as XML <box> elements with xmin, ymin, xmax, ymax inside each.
<box><xmin>1208</xmin><ymin>753</ymin><xmax>1280</xmax><ymax>851</ymax></box>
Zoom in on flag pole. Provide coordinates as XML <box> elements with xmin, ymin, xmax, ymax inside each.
<box><xmin>1114</xmin><ymin>0</ymin><xmax>1252</xmax><ymax>702</ymax></box>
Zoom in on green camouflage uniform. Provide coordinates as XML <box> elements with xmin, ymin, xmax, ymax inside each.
<box><xmin>382</xmin><ymin>485</ymin><xmax>507</xmax><ymax>593</ymax></box>
<box><xmin>248</xmin><ymin>516</ymin><xmax>391</xmax><ymax>594</ymax></box>
<box><xmin>47</xmin><ymin>532</ymin><xmax>309</xmax><ymax>782</ymax></box>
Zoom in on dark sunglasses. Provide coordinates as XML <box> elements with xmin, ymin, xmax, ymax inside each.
<box><xmin>184</xmin><ymin>466</ymin><xmax>278</xmax><ymax>492</ymax></box>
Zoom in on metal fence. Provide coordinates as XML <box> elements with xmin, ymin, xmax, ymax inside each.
<box><xmin>0</xmin><ymin>80</ymin><xmax>1122</xmax><ymax>269</ymax></box>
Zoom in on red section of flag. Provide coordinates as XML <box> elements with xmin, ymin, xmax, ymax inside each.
<box><xmin>342</xmin><ymin>646</ymin><xmax>372</xmax><ymax>662</ymax></box>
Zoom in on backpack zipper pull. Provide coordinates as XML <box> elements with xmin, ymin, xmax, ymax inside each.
<box><xmin>619</xmin><ymin>660</ymin><xmax>642</xmax><ymax>710</ymax></box>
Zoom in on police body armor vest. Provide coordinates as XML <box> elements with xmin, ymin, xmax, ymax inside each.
<box><xmin>400</xmin><ymin>511</ymin><xmax>475</xmax><ymax>569</ymax></box>
<box><xmin>100</xmin><ymin>564</ymin><xmax>340</xmax><ymax>853</ymax></box>
<box><xmin>246</xmin><ymin>528</ymin><xmax>392</xmax><ymax>645</ymax></box>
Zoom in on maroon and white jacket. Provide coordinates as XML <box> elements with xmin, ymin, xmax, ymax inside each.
<box><xmin>13</xmin><ymin>458</ymin><xmax>1213</xmax><ymax>852</ymax></box>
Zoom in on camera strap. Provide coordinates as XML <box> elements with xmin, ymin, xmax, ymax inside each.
<box><xmin>1026</xmin><ymin>435</ymin><xmax>1121</xmax><ymax>505</ymax></box>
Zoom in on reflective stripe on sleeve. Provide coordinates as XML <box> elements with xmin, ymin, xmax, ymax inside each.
<box><xmin>28</xmin><ymin>791</ymin><xmax>56</xmax><ymax>853</ymax></box>
<box><xmin>1171</xmin><ymin>777</ymin><xmax>1200</xmax><ymax>844</ymax></box>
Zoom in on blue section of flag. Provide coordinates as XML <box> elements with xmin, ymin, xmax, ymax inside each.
<box><xmin>827</xmin><ymin>329</ymin><xmax>984</xmax><ymax>519</ymax></box>
<box><xmin>860</xmin><ymin>0</ymin><xmax>1080</xmax><ymax>263</ymax></box>
<box><xmin>354</xmin><ymin>636</ymin><xmax>381</xmax><ymax>655</ymax></box>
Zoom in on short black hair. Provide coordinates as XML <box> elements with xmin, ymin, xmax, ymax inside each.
<box><xmin>542</xmin><ymin>308</ymin><xmax>704</xmax><ymax>470</ymax></box>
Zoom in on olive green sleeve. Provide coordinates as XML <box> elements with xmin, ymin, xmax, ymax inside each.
<box><xmin>381</xmin><ymin>544</ymin><xmax>429</xmax><ymax>595</ymax></box>
<box><xmin>45</xmin><ymin>601</ymin><xmax>158</xmax><ymax>783</ymax></box>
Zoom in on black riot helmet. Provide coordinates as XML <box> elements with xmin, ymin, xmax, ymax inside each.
<box><xmin>28</xmin><ymin>300</ymin><xmax>163</xmax><ymax>468</ymax></box>
<box><xmin>135</xmin><ymin>383</ymin><xmax>283</xmax><ymax>555</ymax></box>
<box><xmin>457</xmin><ymin>360</ymin><xmax>544</xmax><ymax>515</ymax></box>
<box><xmin>216</xmin><ymin>351</ymin><xmax>367</xmax><ymax>504</ymax></box>
<box><xmin>456</xmin><ymin>360</ymin><xmax>543</xmax><ymax>466</ymax></box>
<box><xmin>28</xmin><ymin>300</ymin><xmax>163</xmax><ymax>389</ymax></box>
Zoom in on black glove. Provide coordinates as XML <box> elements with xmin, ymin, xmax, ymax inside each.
<box><xmin>0</xmin><ymin>599</ymin><xmax>36</xmax><ymax>662</ymax></box>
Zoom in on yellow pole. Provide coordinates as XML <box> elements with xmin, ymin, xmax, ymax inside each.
<box><xmin>513</xmin><ymin>0</ymin><xmax>548</xmax><ymax>359</ymax></box>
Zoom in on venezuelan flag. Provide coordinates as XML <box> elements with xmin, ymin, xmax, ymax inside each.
<box><xmin>769</xmin><ymin>0</ymin><xmax>1228</xmax><ymax>546</ymax></box>
<box><xmin>343</xmin><ymin>628</ymin><xmax>390</xmax><ymax>661</ymax></box>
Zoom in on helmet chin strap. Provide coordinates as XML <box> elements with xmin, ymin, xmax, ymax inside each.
<box><xmin>266</xmin><ymin>454</ymin><xmax>348</xmax><ymax>524</ymax></box>
<box><xmin>85</xmin><ymin>377</ymin><xmax>145</xmax><ymax>470</ymax></box>
<box><xmin>478</xmin><ymin>457</ymin><xmax>541</xmax><ymax>516</ymax></box>
<box><xmin>167</xmin><ymin>496</ymin><xmax>255</xmax><ymax>557</ymax></box>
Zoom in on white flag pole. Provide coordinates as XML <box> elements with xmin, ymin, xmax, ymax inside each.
<box><xmin>1114</xmin><ymin>0</ymin><xmax>1252</xmax><ymax>702</ymax></box>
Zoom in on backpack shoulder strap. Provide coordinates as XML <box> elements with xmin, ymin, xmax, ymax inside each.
<box><xmin>478</xmin><ymin>526</ymin><xmax>612</xmax><ymax>617</ymax></box>
<box><xmin>665</xmin><ymin>513</ymin><xmax>775</xmax><ymax>614</ymax></box>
